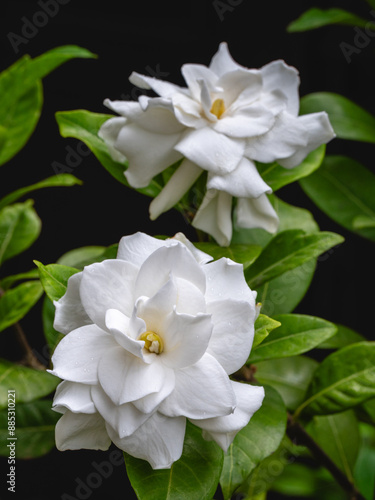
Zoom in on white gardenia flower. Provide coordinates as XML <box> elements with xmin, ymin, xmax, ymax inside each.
<box><xmin>99</xmin><ymin>43</ymin><xmax>335</xmax><ymax>246</ymax></box>
<box><xmin>49</xmin><ymin>232</ymin><xmax>264</xmax><ymax>469</ymax></box>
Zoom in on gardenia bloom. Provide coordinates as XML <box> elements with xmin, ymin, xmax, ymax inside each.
<box><xmin>99</xmin><ymin>43</ymin><xmax>335</xmax><ymax>246</ymax></box>
<box><xmin>49</xmin><ymin>232</ymin><xmax>264</xmax><ymax>469</ymax></box>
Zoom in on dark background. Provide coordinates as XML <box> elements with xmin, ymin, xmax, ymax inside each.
<box><xmin>1</xmin><ymin>0</ymin><xmax>374</xmax><ymax>498</ymax></box>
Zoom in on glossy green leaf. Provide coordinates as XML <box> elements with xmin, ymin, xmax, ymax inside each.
<box><xmin>0</xmin><ymin>400</ymin><xmax>59</xmax><ymax>458</ymax></box>
<box><xmin>287</xmin><ymin>8</ymin><xmax>371</xmax><ymax>32</ymax></box>
<box><xmin>300</xmin><ymin>156</ymin><xmax>375</xmax><ymax>242</ymax></box>
<box><xmin>253</xmin><ymin>314</ymin><xmax>281</xmax><ymax>349</ymax></box>
<box><xmin>255</xmin><ymin>356</ymin><xmax>318</xmax><ymax>410</ymax></box>
<box><xmin>0</xmin><ymin>269</ymin><xmax>39</xmax><ymax>290</ymax></box>
<box><xmin>57</xmin><ymin>245</ymin><xmax>117</xmax><ymax>269</ymax></box>
<box><xmin>249</xmin><ymin>314</ymin><xmax>337</xmax><ymax>363</ymax></box>
<box><xmin>0</xmin><ymin>359</ymin><xmax>58</xmax><ymax>409</ymax></box>
<box><xmin>356</xmin><ymin>398</ymin><xmax>375</xmax><ymax>426</ymax></box>
<box><xmin>194</xmin><ymin>242</ymin><xmax>261</xmax><ymax>268</ymax></box>
<box><xmin>125</xmin><ymin>421</ymin><xmax>223</xmax><ymax>500</ymax></box>
<box><xmin>257</xmin><ymin>145</ymin><xmax>325</xmax><ymax>191</ymax></box>
<box><xmin>244</xmin><ymin>230</ymin><xmax>343</xmax><ymax>289</ymax></box>
<box><xmin>0</xmin><ymin>281</ymin><xmax>43</xmax><ymax>332</ymax></box>
<box><xmin>0</xmin><ymin>174</ymin><xmax>82</xmax><ymax>211</ymax></box>
<box><xmin>34</xmin><ymin>261</ymin><xmax>79</xmax><ymax>302</ymax></box>
<box><xmin>220</xmin><ymin>385</ymin><xmax>287</xmax><ymax>499</ymax></box>
<box><xmin>0</xmin><ymin>201</ymin><xmax>41</xmax><ymax>265</ymax></box>
<box><xmin>354</xmin><ymin>423</ymin><xmax>375</xmax><ymax>500</ymax></box>
<box><xmin>318</xmin><ymin>324</ymin><xmax>365</xmax><ymax>349</ymax></box>
<box><xmin>295</xmin><ymin>342</ymin><xmax>375</xmax><ymax>417</ymax></box>
<box><xmin>300</xmin><ymin>93</ymin><xmax>375</xmax><ymax>144</ymax></box>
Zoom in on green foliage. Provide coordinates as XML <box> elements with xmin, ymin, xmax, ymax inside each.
<box><xmin>287</xmin><ymin>8</ymin><xmax>371</xmax><ymax>32</ymax></box>
<box><xmin>249</xmin><ymin>314</ymin><xmax>337</xmax><ymax>363</ymax></box>
<box><xmin>318</xmin><ymin>324</ymin><xmax>365</xmax><ymax>349</ymax></box>
<box><xmin>34</xmin><ymin>261</ymin><xmax>80</xmax><ymax>302</ymax></box>
<box><xmin>0</xmin><ymin>281</ymin><xmax>43</xmax><ymax>332</ymax></box>
<box><xmin>354</xmin><ymin>424</ymin><xmax>375</xmax><ymax>500</ymax></box>
<box><xmin>124</xmin><ymin>421</ymin><xmax>223</xmax><ymax>500</ymax></box>
<box><xmin>300</xmin><ymin>156</ymin><xmax>375</xmax><ymax>242</ymax></box>
<box><xmin>220</xmin><ymin>385</ymin><xmax>287</xmax><ymax>499</ymax></box>
<box><xmin>295</xmin><ymin>342</ymin><xmax>375</xmax><ymax>417</ymax></box>
<box><xmin>0</xmin><ymin>400</ymin><xmax>59</xmax><ymax>458</ymax></box>
<box><xmin>253</xmin><ymin>314</ymin><xmax>281</xmax><ymax>348</ymax></box>
<box><xmin>0</xmin><ymin>269</ymin><xmax>39</xmax><ymax>290</ymax></box>
<box><xmin>194</xmin><ymin>242</ymin><xmax>261</xmax><ymax>268</ymax></box>
<box><xmin>0</xmin><ymin>359</ymin><xmax>58</xmax><ymax>409</ymax></box>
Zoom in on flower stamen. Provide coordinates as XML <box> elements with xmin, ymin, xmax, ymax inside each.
<box><xmin>138</xmin><ymin>331</ymin><xmax>164</xmax><ymax>354</ymax></box>
<box><xmin>210</xmin><ymin>98</ymin><xmax>226</xmax><ymax>119</ymax></box>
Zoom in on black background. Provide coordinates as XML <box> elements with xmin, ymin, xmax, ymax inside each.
<box><xmin>1</xmin><ymin>0</ymin><xmax>375</xmax><ymax>499</ymax></box>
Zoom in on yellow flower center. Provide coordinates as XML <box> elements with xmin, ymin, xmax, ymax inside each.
<box><xmin>210</xmin><ymin>98</ymin><xmax>226</xmax><ymax>119</ymax></box>
<box><xmin>138</xmin><ymin>331</ymin><xmax>164</xmax><ymax>354</ymax></box>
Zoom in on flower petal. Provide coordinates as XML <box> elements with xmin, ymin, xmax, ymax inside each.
<box><xmin>209</xmin><ymin>42</ymin><xmax>244</xmax><ymax>77</ymax></box>
<box><xmin>181</xmin><ymin>64</ymin><xmax>219</xmax><ymax>101</ymax></box>
<box><xmin>175</xmin><ymin>128</ymin><xmax>245</xmax><ymax>175</ymax></box>
<box><xmin>235</xmin><ymin>194</ymin><xmax>279</xmax><ymax>233</ymax></box>
<box><xmin>50</xmin><ymin>325</ymin><xmax>115</xmax><ymax>384</ymax></box>
<box><xmin>207</xmin><ymin>157</ymin><xmax>272</xmax><ymax>198</ymax></box>
<box><xmin>52</xmin><ymin>381</ymin><xmax>96</xmax><ymax>414</ymax></box>
<box><xmin>132</xmin><ymin>371</ymin><xmax>175</xmax><ymax>414</ymax></box>
<box><xmin>79</xmin><ymin>259</ymin><xmax>138</xmax><ymax>331</ymax></box>
<box><xmin>98</xmin><ymin>116</ymin><xmax>127</xmax><ymax>163</ymax></box>
<box><xmin>261</xmin><ymin>60</ymin><xmax>300</xmax><ymax>116</ymax></box>
<box><xmin>206</xmin><ymin>299</ymin><xmax>255</xmax><ymax>374</ymax></box>
<box><xmin>117</xmin><ymin>232</ymin><xmax>167</xmax><ymax>267</ymax></box>
<box><xmin>91</xmin><ymin>385</ymin><xmax>150</xmax><ymax>438</ymax></box>
<box><xmin>149</xmin><ymin>159</ymin><xmax>202</xmax><ymax>220</ymax></box>
<box><xmin>53</xmin><ymin>272</ymin><xmax>92</xmax><ymax>335</ymax></box>
<box><xmin>105</xmin><ymin>309</ymin><xmax>144</xmax><ymax>358</ymax></box>
<box><xmin>174</xmin><ymin>277</ymin><xmax>207</xmax><ymax>315</ymax></box>
<box><xmin>107</xmin><ymin>412</ymin><xmax>186</xmax><ymax>469</ymax></box>
<box><xmin>214</xmin><ymin>103</ymin><xmax>275</xmax><ymax>138</ymax></box>
<box><xmin>159</xmin><ymin>353</ymin><xmax>236</xmax><ymax>419</ymax></box>
<box><xmin>172</xmin><ymin>93</ymin><xmax>208</xmax><ymax>128</ymax></box>
<box><xmin>191</xmin><ymin>382</ymin><xmax>265</xmax><ymax>451</ymax></box>
<box><xmin>217</xmin><ymin>69</ymin><xmax>262</xmax><ymax>110</ymax></box>
<box><xmin>129</xmin><ymin>71</ymin><xmax>188</xmax><ymax>98</ymax></box>
<box><xmin>192</xmin><ymin>190</ymin><xmax>233</xmax><ymax>247</ymax></box>
<box><xmin>172</xmin><ymin>233</ymin><xmax>213</xmax><ymax>265</ymax></box>
<box><xmin>56</xmin><ymin>411</ymin><xmax>111</xmax><ymax>451</ymax></box>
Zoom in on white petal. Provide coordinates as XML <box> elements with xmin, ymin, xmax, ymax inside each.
<box><xmin>160</xmin><ymin>309</ymin><xmax>213</xmax><ymax>369</ymax></box>
<box><xmin>175</xmin><ymin>128</ymin><xmax>245</xmax><ymax>175</ymax></box>
<box><xmin>91</xmin><ymin>385</ymin><xmax>150</xmax><ymax>438</ymax></box>
<box><xmin>181</xmin><ymin>64</ymin><xmax>219</xmax><ymax>101</ymax></box>
<box><xmin>149</xmin><ymin>159</ymin><xmax>202</xmax><ymax>220</ymax></box>
<box><xmin>206</xmin><ymin>299</ymin><xmax>255</xmax><ymax>374</ymax></box>
<box><xmin>159</xmin><ymin>353</ymin><xmax>236</xmax><ymax>419</ymax></box>
<box><xmin>117</xmin><ymin>232</ymin><xmax>167</xmax><ymax>267</ymax></box>
<box><xmin>79</xmin><ymin>259</ymin><xmax>138</xmax><ymax>331</ymax></box>
<box><xmin>209</xmin><ymin>42</ymin><xmax>244</xmax><ymax>77</ymax></box>
<box><xmin>172</xmin><ymin>92</ymin><xmax>208</xmax><ymax>129</ymax></box>
<box><xmin>53</xmin><ymin>272</ymin><xmax>92</xmax><ymax>335</ymax></box>
<box><xmin>235</xmin><ymin>194</ymin><xmax>279</xmax><ymax>233</ymax></box>
<box><xmin>56</xmin><ymin>411</ymin><xmax>111</xmax><ymax>451</ymax></box>
<box><xmin>213</xmin><ymin>103</ymin><xmax>275</xmax><ymax>138</ymax></box>
<box><xmin>191</xmin><ymin>382</ymin><xmax>264</xmax><ymax>451</ymax></box>
<box><xmin>105</xmin><ymin>309</ymin><xmax>144</xmax><ymax>358</ymax></box>
<box><xmin>204</xmin><ymin>257</ymin><xmax>254</xmax><ymax>303</ymax></box>
<box><xmin>261</xmin><ymin>60</ymin><xmax>300</xmax><ymax>116</ymax></box>
<box><xmin>98</xmin><ymin>116</ymin><xmax>127</xmax><ymax>163</ymax></box>
<box><xmin>217</xmin><ymin>69</ymin><xmax>262</xmax><ymax>110</ymax></box>
<box><xmin>134</xmin><ymin>244</ymin><xmax>206</xmax><ymax>299</ymax></box>
<box><xmin>52</xmin><ymin>381</ymin><xmax>95</xmax><ymax>414</ymax></box>
<box><xmin>192</xmin><ymin>190</ymin><xmax>233</xmax><ymax>247</ymax></box>
<box><xmin>207</xmin><ymin>157</ymin><xmax>272</xmax><ymax>198</ymax></box>
<box><xmin>129</xmin><ymin>71</ymin><xmax>188</xmax><ymax>98</ymax></box>
<box><xmin>171</xmin><ymin>233</ymin><xmax>213</xmax><ymax>264</ymax></box>
<box><xmin>98</xmin><ymin>346</ymin><xmax>168</xmax><ymax>405</ymax></box>
<box><xmin>132</xmin><ymin>371</ymin><xmax>175</xmax><ymax>414</ymax></box>
<box><xmin>50</xmin><ymin>325</ymin><xmax>115</xmax><ymax>384</ymax></box>
<box><xmin>118</xmin><ymin>123</ymin><xmax>182</xmax><ymax>188</ymax></box>
<box><xmin>175</xmin><ymin>277</ymin><xmax>207</xmax><ymax>315</ymax></box>
<box><xmin>107</xmin><ymin>412</ymin><xmax>186</xmax><ymax>469</ymax></box>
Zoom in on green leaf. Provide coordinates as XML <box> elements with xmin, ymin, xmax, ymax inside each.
<box><xmin>318</xmin><ymin>324</ymin><xmax>365</xmax><ymax>349</ymax></box>
<box><xmin>356</xmin><ymin>398</ymin><xmax>375</xmax><ymax>426</ymax></box>
<box><xmin>354</xmin><ymin>423</ymin><xmax>375</xmax><ymax>500</ymax></box>
<box><xmin>194</xmin><ymin>242</ymin><xmax>261</xmax><ymax>268</ymax></box>
<box><xmin>255</xmin><ymin>356</ymin><xmax>318</xmax><ymax>411</ymax></box>
<box><xmin>287</xmin><ymin>8</ymin><xmax>371</xmax><ymax>32</ymax></box>
<box><xmin>0</xmin><ymin>281</ymin><xmax>43</xmax><ymax>332</ymax></box>
<box><xmin>0</xmin><ymin>174</ymin><xmax>82</xmax><ymax>211</ymax></box>
<box><xmin>0</xmin><ymin>201</ymin><xmax>41</xmax><ymax>265</ymax></box>
<box><xmin>0</xmin><ymin>46</ymin><xmax>96</xmax><ymax>166</ymax></box>
<box><xmin>244</xmin><ymin>230</ymin><xmax>344</xmax><ymax>289</ymax></box>
<box><xmin>220</xmin><ymin>385</ymin><xmax>287</xmax><ymax>500</ymax></box>
<box><xmin>295</xmin><ymin>342</ymin><xmax>375</xmax><ymax>418</ymax></box>
<box><xmin>0</xmin><ymin>269</ymin><xmax>39</xmax><ymax>290</ymax></box>
<box><xmin>253</xmin><ymin>314</ymin><xmax>281</xmax><ymax>349</ymax></box>
<box><xmin>42</xmin><ymin>296</ymin><xmax>63</xmax><ymax>354</ymax></box>
<box><xmin>249</xmin><ymin>314</ymin><xmax>337</xmax><ymax>363</ymax></box>
<box><xmin>300</xmin><ymin>155</ymin><xmax>375</xmax><ymax>242</ymax></box>
<box><xmin>57</xmin><ymin>245</ymin><xmax>115</xmax><ymax>269</ymax></box>
<box><xmin>300</xmin><ymin>93</ymin><xmax>375</xmax><ymax>144</ymax></box>
<box><xmin>307</xmin><ymin>410</ymin><xmax>360</xmax><ymax>480</ymax></box>
<box><xmin>34</xmin><ymin>261</ymin><xmax>79</xmax><ymax>302</ymax></box>
<box><xmin>125</xmin><ymin>420</ymin><xmax>223</xmax><ymax>500</ymax></box>
<box><xmin>0</xmin><ymin>359</ymin><xmax>58</xmax><ymax>409</ymax></box>
<box><xmin>0</xmin><ymin>400</ymin><xmax>59</xmax><ymax>458</ymax></box>
<box><xmin>257</xmin><ymin>145</ymin><xmax>325</xmax><ymax>192</ymax></box>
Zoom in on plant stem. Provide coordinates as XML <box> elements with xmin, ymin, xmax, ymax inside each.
<box><xmin>286</xmin><ymin>413</ymin><xmax>366</xmax><ymax>500</ymax></box>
